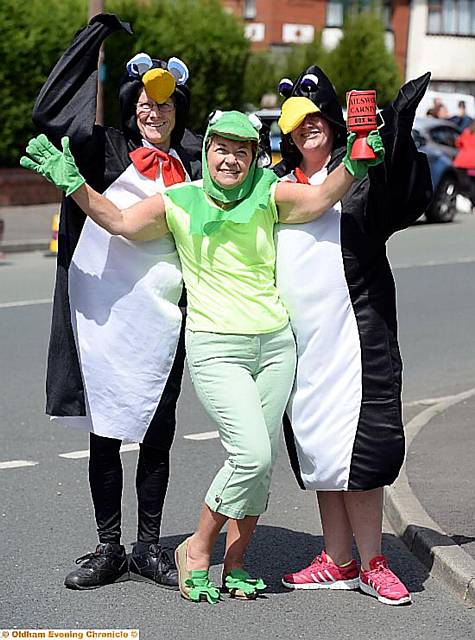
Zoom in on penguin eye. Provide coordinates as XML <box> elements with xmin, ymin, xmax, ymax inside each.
<box><xmin>126</xmin><ymin>53</ymin><xmax>153</xmax><ymax>79</ymax></box>
<box><xmin>278</xmin><ymin>78</ymin><xmax>294</xmax><ymax>97</ymax></box>
<box><xmin>248</xmin><ymin>113</ymin><xmax>262</xmax><ymax>131</ymax></box>
<box><xmin>300</xmin><ymin>74</ymin><xmax>319</xmax><ymax>94</ymax></box>
<box><xmin>167</xmin><ymin>57</ymin><xmax>189</xmax><ymax>85</ymax></box>
<box><xmin>208</xmin><ymin>110</ymin><xmax>223</xmax><ymax>124</ymax></box>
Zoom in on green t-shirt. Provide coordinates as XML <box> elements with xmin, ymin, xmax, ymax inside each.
<box><xmin>163</xmin><ymin>180</ymin><xmax>289</xmax><ymax>334</ymax></box>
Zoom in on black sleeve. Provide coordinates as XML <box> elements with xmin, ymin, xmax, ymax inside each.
<box><xmin>364</xmin><ymin>136</ymin><xmax>432</xmax><ymax>237</ymax></box>
<box><xmin>32</xmin><ymin>13</ymin><xmax>132</xmax><ymax>153</ymax></box>
<box><xmin>363</xmin><ymin>73</ymin><xmax>434</xmax><ymax>238</ymax></box>
<box><xmin>176</xmin><ymin>129</ymin><xmax>204</xmax><ymax>180</ymax></box>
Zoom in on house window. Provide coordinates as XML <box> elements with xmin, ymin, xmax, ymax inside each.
<box><xmin>326</xmin><ymin>0</ymin><xmax>391</xmax><ymax>29</ymax></box>
<box><xmin>428</xmin><ymin>0</ymin><xmax>475</xmax><ymax>36</ymax></box>
<box><xmin>244</xmin><ymin>0</ymin><xmax>257</xmax><ymax>19</ymax></box>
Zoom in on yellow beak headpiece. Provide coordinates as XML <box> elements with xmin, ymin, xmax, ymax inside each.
<box><xmin>142</xmin><ymin>68</ymin><xmax>176</xmax><ymax>104</ymax></box>
<box><xmin>278</xmin><ymin>97</ymin><xmax>321</xmax><ymax>134</ymax></box>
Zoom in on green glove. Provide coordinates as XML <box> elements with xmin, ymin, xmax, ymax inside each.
<box><xmin>343</xmin><ymin>130</ymin><xmax>385</xmax><ymax>180</ymax></box>
<box><xmin>20</xmin><ymin>134</ymin><xmax>85</xmax><ymax>197</ymax></box>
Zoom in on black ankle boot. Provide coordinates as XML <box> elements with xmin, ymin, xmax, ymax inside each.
<box><xmin>129</xmin><ymin>542</ymin><xmax>178</xmax><ymax>589</ymax></box>
<box><xmin>64</xmin><ymin>543</ymin><xmax>129</xmax><ymax>590</ymax></box>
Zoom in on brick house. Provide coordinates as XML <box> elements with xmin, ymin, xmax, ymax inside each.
<box><xmin>222</xmin><ymin>0</ymin><xmax>475</xmax><ymax>92</ymax></box>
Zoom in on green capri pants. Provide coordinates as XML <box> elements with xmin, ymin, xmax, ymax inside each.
<box><xmin>185</xmin><ymin>323</ymin><xmax>296</xmax><ymax>520</ymax></box>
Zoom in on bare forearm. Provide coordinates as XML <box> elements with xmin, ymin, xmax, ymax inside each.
<box><xmin>71</xmin><ymin>184</ymin><xmax>168</xmax><ymax>241</ymax></box>
<box><xmin>317</xmin><ymin>165</ymin><xmax>354</xmax><ymax>216</ymax></box>
<box><xmin>276</xmin><ymin>165</ymin><xmax>355</xmax><ymax>224</ymax></box>
<box><xmin>72</xmin><ymin>184</ymin><xmax>129</xmax><ymax>236</ymax></box>
<box><xmin>296</xmin><ymin>165</ymin><xmax>354</xmax><ymax>223</ymax></box>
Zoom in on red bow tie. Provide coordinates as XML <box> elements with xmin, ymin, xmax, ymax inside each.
<box><xmin>294</xmin><ymin>167</ymin><xmax>310</xmax><ymax>184</ymax></box>
<box><xmin>129</xmin><ymin>147</ymin><xmax>186</xmax><ymax>187</ymax></box>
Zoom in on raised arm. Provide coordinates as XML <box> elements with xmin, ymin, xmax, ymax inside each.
<box><xmin>33</xmin><ymin>14</ymin><xmax>132</xmax><ymax>149</ymax></box>
<box><xmin>20</xmin><ymin>133</ymin><xmax>168</xmax><ymax>242</ymax></box>
<box><xmin>365</xmin><ymin>73</ymin><xmax>433</xmax><ymax>235</ymax></box>
<box><xmin>72</xmin><ymin>185</ymin><xmax>168</xmax><ymax>241</ymax></box>
<box><xmin>276</xmin><ymin>164</ymin><xmax>354</xmax><ymax>223</ymax></box>
<box><xmin>276</xmin><ymin>130</ymin><xmax>385</xmax><ymax>224</ymax></box>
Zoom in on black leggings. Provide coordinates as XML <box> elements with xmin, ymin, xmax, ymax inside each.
<box><xmin>88</xmin><ymin>325</ymin><xmax>185</xmax><ymax>544</ymax></box>
<box><xmin>89</xmin><ymin>435</ymin><xmax>171</xmax><ymax>544</ymax></box>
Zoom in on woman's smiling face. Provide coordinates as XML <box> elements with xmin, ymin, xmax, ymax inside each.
<box><xmin>206</xmin><ymin>135</ymin><xmax>255</xmax><ymax>189</ymax></box>
<box><xmin>135</xmin><ymin>88</ymin><xmax>176</xmax><ymax>150</ymax></box>
<box><xmin>290</xmin><ymin>113</ymin><xmax>334</xmax><ymax>157</ymax></box>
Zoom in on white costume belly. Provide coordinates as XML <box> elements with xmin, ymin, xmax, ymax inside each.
<box><xmin>52</xmin><ymin>153</ymin><xmax>186</xmax><ymax>442</ymax></box>
<box><xmin>276</xmin><ymin>168</ymin><xmax>362</xmax><ymax>489</ymax></box>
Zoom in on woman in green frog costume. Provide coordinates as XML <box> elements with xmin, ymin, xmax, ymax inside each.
<box><xmin>21</xmin><ymin>110</ymin><xmax>383</xmax><ymax>603</ymax></box>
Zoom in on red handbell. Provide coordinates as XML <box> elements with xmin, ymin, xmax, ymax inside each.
<box><xmin>346</xmin><ymin>90</ymin><xmax>378</xmax><ymax>160</ymax></box>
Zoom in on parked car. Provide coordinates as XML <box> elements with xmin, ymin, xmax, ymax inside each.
<box><xmin>254</xmin><ymin>109</ymin><xmax>282</xmax><ymax>166</ymax></box>
<box><xmin>415</xmin><ymin>89</ymin><xmax>475</xmax><ymax>122</ymax></box>
<box><xmin>413</xmin><ymin>117</ymin><xmax>462</xmax><ymax>160</ymax></box>
<box><xmin>254</xmin><ymin>109</ymin><xmax>461</xmax><ymax>223</ymax></box>
<box><xmin>412</xmin><ymin>119</ymin><xmax>463</xmax><ymax>222</ymax></box>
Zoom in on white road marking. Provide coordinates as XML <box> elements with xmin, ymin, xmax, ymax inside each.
<box><xmin>59</xmin><ymin>443</ymin><xmax>139</xmax><ymax>459</ymax></box>
<box><xmin>0</xmin><ymin>460</ymin><xmax>39</xmax><ymax>469</ymax></box>
<box><xmin>58</xmin><ymin>449</ymin><xmax>90</xmax><ymax>460</ymax></box>
<box><xmin>0</xmin><ymin>298</ymin><xmax>51</xmax><ymax>309</ymax></box>
<box><xmin>184</xmin><ymin>430</ymin><xmax>219</xmax><ymax>441</ymax></box>
<box><xmin>4</xmin><ymin>390</ymin><xmax>472</xmax><ymax>471</ymax></box>
<box><xmin>393</xmin><ymin>257</ymin><xmax>475</xmax><ymax>270</ymax></box>
<box><xmin>404</xmin><ymin>394</ymin><xmax>460</xmax><ymax>407</ymax></box>
<box><xmin>58</xmin><ymin>432</ymin><xmax>219</xmax><ymax>459</ymax></box>
<box><xmin>119</xmin><ymin>443</ymin><xmax>140</xmax><ymax>453</ymax></box>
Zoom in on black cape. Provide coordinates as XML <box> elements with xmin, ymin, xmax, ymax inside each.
<box><xmin>32</xmin><ymin>14</ymin><xmax>202</xmax><ymax>418</ymax></box>
<box><xmin>276</xmin><ymin>74</ymin><xmax>433</xmax><ymax>490</ymax></box>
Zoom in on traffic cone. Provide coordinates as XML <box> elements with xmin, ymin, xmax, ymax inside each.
<box><xmin>47</xmin><ymin>213</ymin><xmax>59</xmax><ymax>257</ymax></box>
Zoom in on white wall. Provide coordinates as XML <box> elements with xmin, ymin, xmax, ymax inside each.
<box><xmin>322</xmin><ymin>27</ymin><xmax>394</xmax><ymax>52</ymax></box>
<box><xmin>406</xmin><ymin>0</ymin><xmax>475</xmax><ymax>82</ymax></box>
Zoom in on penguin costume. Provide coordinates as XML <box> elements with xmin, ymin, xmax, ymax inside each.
<box><xmin>31</xmin><ymin>13</ymin><xmax>201</xmax><ymax>589</ymax></box>
<box><xmin>33</xmin><ymin>13</ymin><xmax>201</xmax><ymax>443</ymax></box>
<box><xmin>274</xmin><ymin>67</ymin><xmax>433</xmax><ymax>491</ymax></box>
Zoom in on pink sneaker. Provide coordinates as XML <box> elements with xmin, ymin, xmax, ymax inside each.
<box><xmin>282</xmin><ymin>550</ymin><xmax>359</xmax><ymax>590</ymax></box>
<box><xmin>359</xmin><ymin>556</ymin><xmax>411</xmax><ymax>605</ymax></box>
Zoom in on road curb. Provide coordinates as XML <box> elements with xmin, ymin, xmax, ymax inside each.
<box><xmin>0</xmin><ymin>240</ymin><xmax>50</xmax><ymax>254</ymax></box>
<box><xmin>385</xmin><ymin>388</ymin><xmax>475</xmax><ymax>608</ymax></box>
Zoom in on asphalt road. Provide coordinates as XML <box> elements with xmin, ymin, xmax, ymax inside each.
<box><xmin>1</xmin><ymin>216</ymin><xmax>475</xmax><ymax>638</ymax></box>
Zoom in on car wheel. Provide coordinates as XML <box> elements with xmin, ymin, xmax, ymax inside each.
<box><xmin>425</xmin><ymin>174</ymin><xmax>458</xmax><ymax>223</ymax></box>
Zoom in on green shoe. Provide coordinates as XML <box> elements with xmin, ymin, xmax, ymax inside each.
<box><xmin>223</xmin><ymin>568</ymin><xmax>267</xmax><ymax>600</ymax></box>
<box><xmin>174</xmin><ymin>539</ymin><xmax>220</xmax><ymax>604</ymax></box>
<box><xmin>185</xmin><ymin>570</ymin><xmax>220</xmax><ymax>604</ymax></box>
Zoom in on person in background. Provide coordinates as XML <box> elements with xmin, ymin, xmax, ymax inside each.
<box><xmin>272</xmin><ymin>66</ymin><xmax>433</xmax><ymax>606</ymax></box>
<box><xmin>450</xmin><ymin>100</ymin><xmax>473</xmax><ymax>130</ymax></box>
<box><xmin>21</xmin><ymin>110</ymin><xmax>384</xmax><ymax>604</ymax></box>
<box><xmin>31</xmin><ymin>13</ymin><xmax>201</xmax><ymax>591</ymax></box>
<box><xmin>454</xmin><ymin>120</ymin><xmax>475</xmax><ymax>210</ymax></box>
<box><xmin>427</xmin><ymin>101</ymin><xmax>449</xmax><ymax>119</ymax></box>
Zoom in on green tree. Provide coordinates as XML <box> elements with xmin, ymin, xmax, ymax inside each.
<box><xmin>0</xmin><ymin>0</ymin><xmax>249</xmax><ymax>167</ymax></box>
<box><xmin>241</xmin><ymin>34</ymin><xmax>328</xmax><ymax>110</ymax></box>
<box><xmin>242</xmin><ymin>51</ymin><xmax>282</xmax><ymax>110</ymax></box>
<box><xmin>284</xmin><ymin>33</ymin><xmax>329</xmax><ymax>87</ymax></box>
<box><xmin>105</xmin><ymin>0</ymin><xmax>250</xmax><ymax>132</ymax></box>
<box><xmin>0</xmin><ymin>0</ymin><xmax>87</xmax><ymax>167</ymax></box>
<box><xmin>328</xmin><ymin>10</ymin><xmax>401</xmax><ymax>107</ymax></box>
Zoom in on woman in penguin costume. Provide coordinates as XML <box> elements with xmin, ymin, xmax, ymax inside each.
<box><xmin>31</xmin><ymin>13</ymin><xmax>201</xmax><ymax>590</ymax></box>
<box><xmin>273</xmin><ymin>66</ymin><xmax>433</xmax><ymax>605</ymax></box>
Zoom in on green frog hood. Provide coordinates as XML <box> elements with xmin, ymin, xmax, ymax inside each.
<box><xmin>165</xmin><ymin>110</ymin><xmax>278</xmax><ymax>235</ymax></box>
